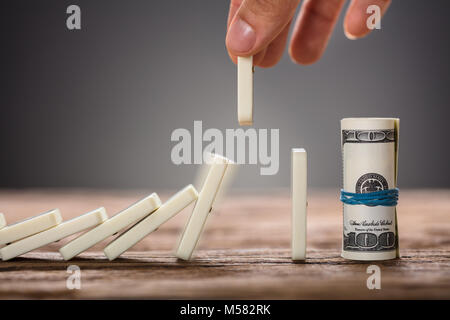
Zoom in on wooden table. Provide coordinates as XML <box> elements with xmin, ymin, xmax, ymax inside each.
<box><xmin>0</xmin><ymin>189</ymin><xmax>448</xmax><ymax>299</ymax></box>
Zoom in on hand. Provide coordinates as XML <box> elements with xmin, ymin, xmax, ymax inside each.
<box><xmin>225</xmin><ymin>0</ymin><xmax>391</xmax><ymax>67</ymax></box>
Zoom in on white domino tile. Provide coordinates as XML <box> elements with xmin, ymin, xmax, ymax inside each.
<box><xmin>0</xmin><ymin>209</ymin><xmax>62</xmax><ymax>246</ymax></box>
<box><xmin>0</xmin><ymin>214</ymin><xmax>5</xmax><ymax>250</ymax></box>
<box><xmin>238</xmin><ymin>56</ymin><xmax>253</xmax><ymax>126</ymax></box>
<box><xmin>194</xmin><ymin>153</ymin><xmax>237</xmax><ymax>207</ymax></box>
<box><xmin>59</xmin><ymin>193</ymin><xmax>161</xmax><ymax>260</ymax></box>
<box><xmin>291</xmin><ymin>148</ymin><xmax>307</xmax><ymax>260</ymax></box>
<box><xmin>0</xmin><ymin>207</ymin><xmax>108</xmax><ymax>261</ymax></box>
<box><xmin>0</xmin><ymin>214</ymin><xmax>5</xmax><ymax>230</ymax></box>
<box><xmin>104</xmin><ymin>185</ymin><xmax>198</xmax><ymax>260</ymax></box>
<box><xmin>176</xmin><ymin>155</ymin><xmax>229</xmax><ymax>260</ymax></box>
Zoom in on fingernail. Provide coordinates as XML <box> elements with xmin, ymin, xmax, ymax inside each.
<box><xmin>344</xmin><ymin>29</ymin><xmax>358</xmax><ymax>40</ymax></box>
<box><xmin>227</xmin><ymin>17</ymin><xmax>256</xmax><ymax>53</ymax></box>
<box><xmin>344</xmin><ymin>25</ymin><xmax>359</xmax><ymax>40</ymax></box>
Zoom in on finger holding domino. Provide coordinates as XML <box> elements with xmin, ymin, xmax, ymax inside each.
<box><xmin>59</xmin><ymin>193</ymin><xmax>161</xmax><ymax>260</ymax></box>
<box><xmin>104</xmin><ymin>185</ymin><xmax>198</xmax><ymax>261</ymax></box>
<box><xmin>176</xmin><ymin>154</ymin><xmax>230</xmax><ymax>261</ymax></box>
<box><xmin>0</xmin><ymin>209</ymin><xmax>62</xmax><ymax>246</ymax></box>
<box><xmin>0</xmin><ymin>208</ymin><xmax>108</xmax><ymax>261</ymax></box>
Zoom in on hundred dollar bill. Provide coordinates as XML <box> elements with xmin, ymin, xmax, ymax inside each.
<box><xmin>341</xmin><ymin>118</ymin><xmax>399</xmax><ymax>261</ymax></box>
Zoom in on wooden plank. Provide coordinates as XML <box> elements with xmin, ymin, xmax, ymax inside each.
<box><xmin>0</xmin><ymin>189</ymin><xmax>448</xmax><ymax>299</ymax></box>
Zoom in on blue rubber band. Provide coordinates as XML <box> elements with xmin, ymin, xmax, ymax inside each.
<box><xmin>340</xmin><ymin>188</ymin><xmax>399</xmax><ymax>207</ymax></box>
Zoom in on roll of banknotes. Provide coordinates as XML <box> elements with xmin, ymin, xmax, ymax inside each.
<box><xmin>341</xmin><ymin>118</ymin><xmax>400</xmax><ymax>261</ymax></box>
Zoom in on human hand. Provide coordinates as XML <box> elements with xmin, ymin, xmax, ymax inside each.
<box><xmin>225</xmin><ymin>0</ymin><xmax>391</xmax><ymax>67</ymax></box>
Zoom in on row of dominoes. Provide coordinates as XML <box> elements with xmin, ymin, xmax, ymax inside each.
<box><xmin>0</xmin><ymin>150</ymin><xmax>307</xmax><ymax>262</ymax></box>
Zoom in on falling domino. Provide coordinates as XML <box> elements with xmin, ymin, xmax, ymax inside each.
<box><xmin>176</xmin><ymin>154</ymin><xmax>229</xmax><ymax>260</ymax></box>
<box><xmin>238</xmin><ymin>56</ymin><xmax>253</xmax><ymax>126</ymax></box>
<box><xmin>104</xmin><ymin>185</ymin><xmax>198</xmax><ymax>260</ymax></box>
<box><xmin>59</xmin><ymin>193</ymin><xmax>161</xmax><ymax>260</ymax></box>
<box><xmin>0</xmin><ymin>214</ymin><xmax>5</xmax><ymax>230</ymax></box>
<box><xmin>291</xmin><ymin>148</ymin><xmax>307</xmax><ymax>260</ymax></box>
<box><xmin>0</xmin><ymin>209</ymin><xmax>62</xmax><ymax>246</ymax></box>
<box><xmin>0</xmin><ymin>207</ymin><xmax>108</xmax><ymax>261</ymax></box>
<box><xmin>194</xmin><ymin>152</ymin><xmax>238</xmax><ymax>207</ymax></box>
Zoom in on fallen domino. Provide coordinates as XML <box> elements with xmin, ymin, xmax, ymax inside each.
<box><xmin>0</xmin><ymin>207</ymin><xmax>108</xmax><ymax>261</ymax></box>
<box><xmin>0</xmin><ymin>214</ymin><xmax>5</xmax><ymax>249</ymax></box>
<box><xmin>0</xmin><ymin>209</ymin><xmax>62</xmax><ymax>246</ymax></box>
<box><xmin>176</xmin><ymin>154</ymin><xmax>230</xmax><ymax>260</ymax></box>
<box><xmin>0</xmin><ymin>214</ymin><xmax>5</xmax><ymax>230</ymax></box>
<box><xmin>59</xmin><ymin>193</ymin><xmax>161</xmax><ymax>260</ymax></box>
<box><xmin>291</xmin><ymin>148</ymin><xmax>307</xmax><ymax>261</ymax></box>
<box><xmin>104</xmin><ymin>185</ymin><xmax>198</xmax><ymax>260</ymax></box>
<box><xmin>237</xmin><ymin>56</ymin><xmax>253</xmax><ymax>126</ymax></box>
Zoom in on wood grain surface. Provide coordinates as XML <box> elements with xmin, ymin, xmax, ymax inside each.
<box><xmin>0</xmin><ymin>189</ymin><xmax>448</xmax><ymax>299</ymax></box>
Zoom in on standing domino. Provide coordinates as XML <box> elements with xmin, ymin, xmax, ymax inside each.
<box><xmin>176</xmin><ymin>155</ymin><xmax>229</xmax><ymax>260</ymax></box>
<box><xmin>291</xmin><ymin>148</ymin><xmax>307</xmax><ymax>260</ymax></box>
<box><xmin>59</xmin><ymin>193</ymin><xmax>161</xmax><ymax>260</ymax></box>
<box><xmin>104</xmin><ymin>185</ymin><xmax>198</xmax><ymax>260</ymax></box>
<box><xmin>238</xmin><ymin>56</ymin><xmax>253</xmax><ymax>126</ymax></box>
<box><xmin>0</xmin><ymin>208</ymin><xmax>108</xmax><ymax>261</ymax></box>
<box><xmin>0</xmin><ymin>209</ymin><xmax>62</xmax><ymax>246</ymax></box>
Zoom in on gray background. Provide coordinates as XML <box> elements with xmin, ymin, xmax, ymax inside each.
<box><xmin>1</xmin><ymin>0</ymin><xmax>449</xmax><ymax>190</ymax></box>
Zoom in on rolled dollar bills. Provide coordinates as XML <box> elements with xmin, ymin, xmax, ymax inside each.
<box><xmin>341</xmin><ymin>118</ymin><xmax>400</xmax><ymax>261</ymax></box>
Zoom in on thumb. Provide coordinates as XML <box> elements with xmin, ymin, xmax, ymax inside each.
<box><xmin>226</xmin><ymin>0</ymin><xmax>300</xmax><ymax>57</ymax></box>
